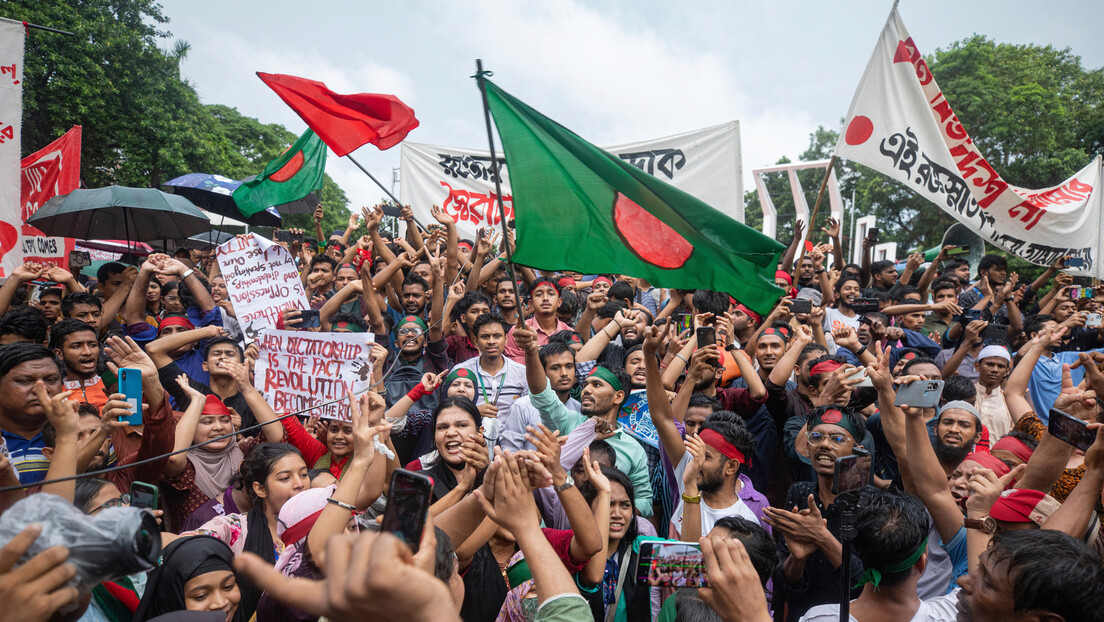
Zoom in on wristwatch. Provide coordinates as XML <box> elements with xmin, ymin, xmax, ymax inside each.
<box><xmin>554</xmin><ymin>474</ymin><xmax>575</xmax><ymax>493</ymax></box>
<box><xmin>815</xmin><ymin>268</ymin><xmax>827</xmax><ymax>274</ymax></box>
<box><xmin>725</xmin><ymin>342</ymin><xmax>740</xmax><ymax>352</ymax></box>
<box><xmin>963</xmin><ymin>515</ymin><xmax>997</xmax><ymax>534</ymax></box>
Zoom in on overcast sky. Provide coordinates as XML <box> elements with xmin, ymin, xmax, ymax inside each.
<box><xmin>158</xmin><ymin>0</ymin><xmax>1104</xmax><ymax>215</ymax></box>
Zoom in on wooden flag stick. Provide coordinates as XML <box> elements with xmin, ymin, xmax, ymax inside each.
<box><xmin>474</xmin><ymin>59</ymin><xmax>525</xmax><ymax>328</ymax></box>
<box><xmin>797</xmin><ymin>155</ymin><xmax>838</xmax><ymax>264</ymax></box>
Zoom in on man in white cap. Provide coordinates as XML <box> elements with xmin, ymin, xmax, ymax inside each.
<box><xmin>973</xmin><ymin>344</ymin><xmax>1013</xmax><ymax>440</ymax></box>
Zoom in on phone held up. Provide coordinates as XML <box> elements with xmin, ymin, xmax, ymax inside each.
<box><xmin>636</xmin><ymin>541</ymin><xmax>709</xmax><ymax>588</ymax></box>
<box><xmin>894</xmin><ymin>379</ymin><xmax>945</xmax><ymax>409</ymax></box>
<box><xmin>130</xmin><ymin>481</ymin><xmax>159</xmax><ymax>510</ymax></box>
<box><xmin>832</xmin><ymin>446</ymin><xmax>872</xmax><ymax>495</ymax></box>
<box><xmin>1048</xmin><ymin>409</ymin><xmax>1097</xmax><ymax>452</ymax></box>
<box><xmin>118</xmin><ymin>367</ymin><xmax>143</xmax><ymax>426</ymax></box>
<box><xmin>297</xmin><ymin>309</ymin><xmax>321</xmax><ymax>329</ymax></box>
<box><xmin>381</xmin><ymin>469</ymin><xmax>434</xmax><ymax>553</ymax></box>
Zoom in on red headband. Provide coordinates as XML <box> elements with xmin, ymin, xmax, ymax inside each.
<box><xmin>593</xmin><ymin>276</ymin><xmax>612</xmax><ymax>286</ymax></box>
<box><xmin>202</xmin><ymin>394</ymin><xmax>232</xmax><ymax>417</ymax></box>
<box><xmin>457</xmin><ymin>241</ymin><xmax>473</xmax><ymax>252</ymax></box>
<box><xmin>991</xmin><ymin>436</ymin><xmax>1033</xmax><ymax>463</ymax></box>
<box><xmin>964</xmin><ymin>451</ymin><xmax>1011</xmax><ymax>477</ymax></box>
<box><xmin>734</xmin><ymin>303</ymin><xmax>762</xmax><ymax>324</ymax></box>
<box><xmin>699</xmin><ymin>428</ymin><xmax>747</xmax><ymax>465</ymax></box>
<box><xmin>280</xmin><ymin>508</ymin><xmax>325</xmax><ymax>546</ymax></box>
<box><xmin>990</xmin><ymin>489</ymin><xmax>1048</xmax><ymax>524</ymax></box>
<box><xmin>775</xmin><ymin>270</ymin><xmax>793</xmax><ymax>286</ymax></box>
<box><xmin>809</xmin><ymin>360</ymin><xmax>844</xmax><ymax>376</ymax></box>
<box><xmin>557</xmin><ymin>276</ymin><xmax>575</xmax><ymax>288</ymax></box>
<box><xmin>159</xmin><ymin>315</ymin><xmax>195</xmax><ymax>332</ymax></box>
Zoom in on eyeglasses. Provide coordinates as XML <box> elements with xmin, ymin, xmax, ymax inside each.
<box><xmin>397</xmin><ymin>327</ymin><xmax>424</xmax><ymax>337</ymax></box>
<box><xmin>806</xmin><ymin>432</ymin><xmax>852</xmax><ymax>448</ymax></box>
<box><xmin>90</xmin><ymin>493</ymin><xmax>130</xmax><ymax>514</ymax></box>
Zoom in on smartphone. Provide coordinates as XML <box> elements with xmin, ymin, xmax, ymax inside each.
<box><xmin>635</xmin><ymin>541</ymin><xmax>708</xmax><ymax>588</ymax></box>
<box><xmin>868</xmin><ymin>227</ymin><xmax>879</xmax><ymax>240</ymax></box>
<box><xmin>298</xmin><ymin>309</ymin><xmax>321</xmax><ymax>329</ymax></box>
<box><xmin>275</xmin><ymin>230</ymin><xmax>293</xmax><ymax>242</ymax></box>
<box><xmin>946</xmin><ymin>246</ymin><xmax>970</xmax><ymax>256</ymax></box>
<box><xmin>130</xmin><ymin>481</ymin><xmax>159</xmax><ymax>510</ymax></box>
<box><xmin>1069</xmin><ymin>287</ymin><xmax>1082</xmax><ymax>300</ymax></box>
<box><xmin>381</xmin><ymin>469</ymin><xmax>434</xmax><ymax>553</ymax></box>
<box><xmin>1067</xmin><ymin>257</ymin><xmax>1086</xmax><ymax>268</ymax></box>
<box><xmin>846</xmin><ymin>367</ymin><xmax>873</xmax><ymax>388</ymax></box>
<box><xmin>1088</xmin><ymin>313</ymin><xmax>1103</xmax><ymax>328</ymax></box>
<box><xmin>69</xmin><ymin>250</ymin><xmax>92</xmax><ymax>269</ymax></box>
<box><xmin>982</xmin><ymin>323</ymin><xmax>1008</xmax><ymax>344</ymax></box>
<box><xmin>832</xmin><ymin>447</ymin><xmax>872</xmax><ymax>495</ymax></box>
<box><xmin>1048</xmin><ymin>408</ymin><xmax>1097</xmax><ymax>452</ymax></box>
<box><xmin>957</xmin><ymin>309</ymin><xmax>983</xmax><ymax>323</ymax></box>
<box><xmin>851</xmin><ymin>298</ymin><xmax>880</xmax><ymax>313</ymax></box>
<box><xmin>790</xmin><ymin>299</ymin><xmax>812</xmax><ymax>314</ymax></box>
<box><xmin>1082</xmin><ymin>287</ymin><xmax>1095</xmax><ymax>300</ymax></box>
<box><xmin>894</xmin><ymin>379</ymin><xmax>945</xmax><ymax>408</ymax></box>
<box><xmin>118</xmin><ymin>368</ymin><xmax>143</xmax><ymax>426</ymax></box>
<box><xmin>674</xmin><ymin>312</ymin><xmax>692</xmax><ymax>335</ymax></box>
<box><xmin>696</xmin><ymin>326</ymin><xmax>716</xmax><ymax>350</ymax></box>
<box><xmin>380</xmin><ymin>203</ymin><xmax>403</xmax><ymax>217</ymax></box>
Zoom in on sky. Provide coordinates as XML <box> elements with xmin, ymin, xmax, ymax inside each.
<box><xmin>158</xmin><ymin>0</ymin><xmax>1104</xmax><ymax>216</ymax></box>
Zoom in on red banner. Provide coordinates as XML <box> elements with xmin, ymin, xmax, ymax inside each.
<box><xmin>20</xmin><ymin>126</ymin><xmax>81</xmax><ymax>267</ymax></box>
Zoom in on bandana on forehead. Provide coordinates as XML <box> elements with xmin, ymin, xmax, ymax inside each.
<box><xmin>699</xmin><ymin>428</ymin><xmax>748</xmax><ymax>465</ymax></box>
<box><xmin>394</xmin><ymin>315</ymin><xmax>428</xmax><ymax>335</ymax></box>
<box><xmin>761</xmin><ymin>326</ymin><xmax>790</xmax><ymax>343</ymax></box>
<box><xmin>734</xmin><ymin>303</ymin><xmax>762</xmax><ymax>325</ymax></box>
<box><xmin>809</xmin><ymin>360</ymin><xmax>844</xmax><ymax>376</ymax></box>
<box><xmin>593</xmin><ymin>276</ymin><xmax>613</xmax><ymax>286</ymax></box>
<box><xmin>557</xmin><ymin>276</ymin><xmax>575</xmax><ymax>288</ymax></box>
<box><xmin>159</xmin><ymin>315</ymin><xmax>195</xmax><ymax>332</ymax></box>
<box><xmin>807</xmin><ymin>407</ymin><xmax>864</xmax><ymax>442</ymax></box>
<box><xmin>457</xmin><ymin>241</ymin><xmax>473</xmax><ymax>252</ymax></box>
<box><xmin>588</xmin><ymin>366</ymin><xmax>623</xmax><ymax>393</ymax></box>
<box><xmin>530</xmin><ymin>277</ymin><xmax>559</xmax><ymax>294</ymax></box>
<box><xmin>332</xmin><ymin>321</ymin><xmax>365</xmax><ymax>333</ymax></box>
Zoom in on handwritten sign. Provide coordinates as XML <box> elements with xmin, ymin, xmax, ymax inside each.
<box><xmin>215</xmin><ymin>233</ymin><xmax>307</xmax><ymax>342</ymax></box>
<box><xmin>0</xmin><ymin>19</ymin><xmax>25</xmax><ymax>277</ymax></box>
<box><xmin>253</xmin><ymin>329</ymin><xmax>374</xmax><ymax>421</ymax></box>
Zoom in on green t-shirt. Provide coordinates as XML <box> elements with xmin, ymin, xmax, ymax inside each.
<box><xmin>535</xmin><ymin>594</ymin><xmax>592</xmax><ymax>621</ymax></box>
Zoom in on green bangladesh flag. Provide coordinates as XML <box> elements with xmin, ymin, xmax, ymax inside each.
<box><xmin>483</xmin><ymin>80</ymin><xmax>785</xmax><ymax>315</ymax></box>
<box><xmin>233</xmin><ymin>129</ymin><xmax>326</xmax><ymax>216</ymax></box>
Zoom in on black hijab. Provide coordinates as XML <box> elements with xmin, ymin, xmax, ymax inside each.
<box><xmin>134</xmin><ymin>536</ymin><xmax>240</xmax><ymax>622</ymax></box>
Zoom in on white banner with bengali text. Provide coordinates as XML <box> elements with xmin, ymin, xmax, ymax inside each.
<box><xmin>400</xmin><ymin>121</ymin><xmax>743</xmax><ymax>240</ymax></box>
<box><xmin>215</xmin><ymin>234</ymin><xmax>308</xmax><ymax>342</ymax></box>
<box><xmin>0</xmin><ymin>19</ymin><xmax>24</xmax><ymax>277</ymax></box>
<box><xmin>252</xmin><ymin>329</ymin><xmax>374</xmax><ymax>421</ymax></box>
<box><xmin>835</xmin><ymin>8</ymin><xmax>1104</xmax><ymax>278</ymax></box>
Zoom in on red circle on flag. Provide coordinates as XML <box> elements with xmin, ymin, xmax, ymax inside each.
<box><xmin>270</xmin><ymin>151</ymin><xmax>305</xmax><ymax>182</ymax></box>
<box><xmin>821</xmin><ymin>409</ymin><xmax>843</xmax><ymax>424</ymax></box>
<box><xmin>612</xmin><ymin>193</ymin><xmax>693</xmax><ymax>270</ymax></box>
<box><xmin>844</xmin><ymin>116</ymin><xmax>874</xmax><ymax>146</ymax></box>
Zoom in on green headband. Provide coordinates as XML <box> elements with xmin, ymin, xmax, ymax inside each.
<box><xmin>332</xmin><ymin>321</ymin><xmax>365</xmax><ymax>333</ymax></box>
<box><xmin>807</xmin><ymin>407</ymin><xmax>864</xmax><ymax>444</ymax></box>
<box><xmin>588</xmin><ymin>366</ymin><xmax>623</xmax><ymax>393</ymax></box>
<box><xmin>394</xmin><ymin>315</ymin><xmax>428</xmax><ymax>335</ymax></box>
<box><xmin>854</xmin><ymin>539</ymin><xmax>927</xmax><ymax>589</ymax></box>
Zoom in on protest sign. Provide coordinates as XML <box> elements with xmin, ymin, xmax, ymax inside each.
<box><xmin>20</xmin><ymin>126</ymin><xmax>81</xmax><ymax>268</ymax></box>
<box><xmin>835</xmin><ymin>7</ymin><xmax>1104</xmax><ymax>278</ymax></box>
<box><xmin>253</xmin><ymin>329</ymin><xmax>374</xmax><ymax>421</ymax></box>
<box><xmin>400</xmin><ymin>121</ymin><xmax>743</xmax><ymax>240</ymax></box>
<box><xmin>0</xmin><ymin>19</ymin><xmax>24</xmax><ymax>277</ymax></box>
<box><xmin>215</xmin><ymin>233</ymin><xmax>308</xmax><ymax>342</ymax></box>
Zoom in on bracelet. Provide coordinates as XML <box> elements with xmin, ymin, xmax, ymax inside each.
<box><xmin>326</xmin><ymin>497</ymin><xmax>356</xmax><ymax>512</ymax></box>
<box><xmin>675</xmin><ymin>353</ymin><xmax>689</xmax><ymax>365</ymax></box>
<box><xmin>681</xmin><ymin>493</ymin><xmax>701</xmax><ymax>504</ymax></box>
<box><xmin>855</xmin><ymin>344</ymin><xmax>867</xmax><ymax>357</ymax></box>
<box><xmin>181</xmin><ymin>268</ymin><xmax>195</xmax><ymax>280</ymax></box>
<box><xmin>815</xmin><ymin>268</ymin><xmax>827</xmax><ymax>274</ymax></box>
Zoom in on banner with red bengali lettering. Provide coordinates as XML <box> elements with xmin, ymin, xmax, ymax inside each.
<box><xmin>21</xmin><ymin>126</ymin><xmax>81</xmax><ymax>268</ymax></box>
<box><xmin>252</xmin><ymin>329</ymin><xmax>374</xmax><ymax>421</ymax></box>
<box><xmin>835</xmin><ymin>7</ymin><xmax>1104</xmax><ymax>278</ymax></box>
<box><xmin>400</xmin><ymin>121</ymin><xmax>743</xmax><ymax>240</ymax></box>
<box><xmin>0</xmin><ymin>18</ymin><xmax>24</xmax><ymax>277</ymax></box>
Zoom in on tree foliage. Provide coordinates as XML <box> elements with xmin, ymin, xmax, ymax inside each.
<box><xmin>745</xmin><ymin>35</ymin><xmax>1104</xmax><ymax>260</ymax></box>
<box><xmin>11</xmin><ymin>0</ymin><xmax>349</xmax><ymax>230</ymax></box>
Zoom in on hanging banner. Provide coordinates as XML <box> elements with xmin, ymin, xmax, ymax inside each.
<box><xmin>21</xmin><ymin>126</ymin><xmax>81</xmax><ymax>268</ymax></box>
<box><xmin>400</xmin><ymin>121</ymin><xmax>743</xmax><ymax>240</ymax></box>
<box><xmin>835</xmin><ymin>7</ymin><xmax>1104</xmax><ymax>278</ymax></box>
<box><xmin>0</xmin><ymin>18</ymin><xmax>25</xmax><ymax>277</ymax></box>
<box><xmin>252</xmin><ymin>329</ymin><xmax>374</xmax><ymax>421</ymax></box>
<box><xmin>214</xmin><ymin>233</ymin><xmax>308</xmax><ymax>342</ymax></box>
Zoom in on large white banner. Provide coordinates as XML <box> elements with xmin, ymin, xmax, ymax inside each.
<box><xmin>401</xmin><ymin>121</ymin><xmax>743</xmax><ymax>240</ymax></box>
<box><xmin>215</xmin><ymin>234</ymin><xmax>309</xmax><ymax>342</ymax></box>
<box><xmin>0</xmin><ymin>19</ymin><xmax>24</xmax><ymax>278</ymax></box>
<box><xmin>835</xmin><ymin>8</ymin><xmax>1104</xmax><ymax>278</ymax></box>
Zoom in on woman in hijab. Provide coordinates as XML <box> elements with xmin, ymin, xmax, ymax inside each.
<box><xmin>162</xmin><ymin>378</ymin><xmax>265</xmax><ymax>528</ymax></box>
<box><xmin>134</xmin><ymin>535</ymin><xmax>241</xmax><ymax>622</ymax></box>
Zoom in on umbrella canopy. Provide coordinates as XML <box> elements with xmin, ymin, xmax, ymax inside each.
<box><xmin>162</xmin><ymin>173</ymin><xmax>288</xmax><ymax>226</ymax></box>
<box><xmin>76</xmin><ymin>239</ymin><xmax>154</xmax><ymax>256</ymax></box>
<box><xmin>28</xmin><ymin>186</ymin><xmax>211</xmax><ymax>241</ymax></box>
<box><xmin>180</xmin><ymin>230</ymin><xmax>235</xmax><ymax>250</ymax></box>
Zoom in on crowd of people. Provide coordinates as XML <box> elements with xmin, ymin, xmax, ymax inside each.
<box><xmin>0</xmin><ymin>204</ymin><xmax>1102</xmax><ymax>622</ymax></box>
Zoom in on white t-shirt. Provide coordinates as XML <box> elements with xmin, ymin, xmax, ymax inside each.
<box><xmin>669</xmin><ymin>452</ymin><xmax>759</xmax><ymax>538</ymax></box>
<box><xmin>800</xmin><ymin>594</ymin><xmax>959</xmax><ymax>621</ymax></box>
<box><xmin>823</xmin><ymin>307</ymin><xmax>861</xmax><ymax>334</ymax></box>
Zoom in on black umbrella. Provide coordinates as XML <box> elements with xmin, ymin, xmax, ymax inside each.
<box><xmin>163</xmin><ymin>173</ymin><xmax>306</xmax><ymax>225</ymax></box>
<box><xmin>28</xmin><ymin>186</ymin><xmax>210</xmax><ymax>242</ymax></box>
<box><xmin>180</xmin><ymin>230</ymin><xmax>235</xmax><ymax>250</ymax></box>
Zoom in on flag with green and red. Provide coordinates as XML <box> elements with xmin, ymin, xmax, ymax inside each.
<box><xmin>482</xmin><ymin>80</ymin><xmax>785</xmax><ymax>315</ymax></box>
<box><xmin>233</xmin><ymin>129</ymin><xmax>326</xmax><ymax>217</ymax></box>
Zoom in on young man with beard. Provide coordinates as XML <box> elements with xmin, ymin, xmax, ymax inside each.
<box><xmin>493</xmin><ymin>277</ymin><xmax>520</xmax><ymax>325</ymax></box>
<box><xmin>516</xmin><ymin>326</ymin><xmax>653</xmax><ymax>517</ymax></box>
<box><xmin>820</xmin><ymin>276</ymin><xmax>863</xmax><ymax>335</ymax></box>
<box><xmin>49</xmin><ymin>319</ymin><xmax>109</xmax><ymax>410</ymax></box>
<box><xmin>503</xmin><ymin>277</ymin><xmax>573</xmax><ymax>363</ymax></box>
<box><xmin>383</xmin><ymin>315</ymin><xmax>449</xmax><ymax>413</ymax></box>
<box><xmin>957</xmin><ymin>254</ymin><xmax>1009</xmax><ymax>316</ymax></box>
<box><xmin>930</xmin><ymin>401</ymin><xmax>984</xmax><ymax>475</ymax></box>
<box><xmin>763</xmin><ymin>405</ymin><xmax>869</xmax><ymax>622</ymax></box>
<box><xmin>455</xmin><ymin>313</ymin><xmax>529</xmax><ymax>444</ymax></box>
<box><xmin>500</xmin><ymin>341</ymin><xmax>578</xmax><ymax>452</ymax></box>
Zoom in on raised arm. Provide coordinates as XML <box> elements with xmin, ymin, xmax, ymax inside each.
<box><xmin>822</xmin><ymin>217</ymin><xmax>844</xmax><ymax>270</ymax></box>
<box><xmin>528</xmin><ymin>425</ymin><xmax>603</xmax><ymax>564</ymax></box>
<box><xmin>644</xmin><ymin>323</ymin><xmax>685</xmax><ymax>466</ymax></box>
<box><xmin>164</xmin><ymin>256</ymin><xmax>216</xmax><ymax>314</ymax></box>
<box><xmin>917</xmin><ymin>246</ymin><xmax>951</xmax><ymax>300</ymax></box>
<box><xmin>427</xmin><ymin>253</ymin><xmax>446</xmax><ymax>342</ymax></box>
<box><xmin>0</xmin><ymin>263</ymin><xmax>46</xmax><ymax>318</ymax></box>
<box><xmin>780</xmin><ymin>219</ymin><xmax>804</xmax><ymax>273</ymax></box>
<box><xmin>902</xmin><ymin>403</ymin><xmax>966</xmax><ymax>543</ymax></box>
<box><xmin>145</xmin><ymin>324</ymin><xmax>226</xmax><ymax>369</ymax></box>
<box><xmin>123</xmin><ymin>256</ymin><xmax>161</xmax><ymax>325</ymax></box>
<box><xmin>99</xmin><ymin>266</ymin><xmax>137</xmax><ymax>332</ymax></box>
<box><xmin>319</xmin><ymin>281</ymin><xmax>363</xmax><ymax>329</ymax></box>
<box><xmin>44</xmin><ymin>265</ymin><xmax>85</xmax><ymax>294</ymax></box>
<box><xmin>165</xmin><ymin>376</ymin><xmax>207</xmax><ymax>477</ymax></box>
<box><xmin>225</xmin><ymin>360</ymin><xmax>285</xmax><ymax>443</ymax></box>
<box><xmin>941</xmin><ymin>320</ymin><xmax>987</xmax><ymax>379</ymax></box>
<box><xmin>574</xmin><ymin>291</ymin><xmax>607</xmax><ymax>341</ymax></box>
<box><xmin>1042</xmin><ymin>424</ymin><xmax>1104</xmax><ymax>538</ymax></box>
<box><xmin>768</xmin><ymin>324</ymin><xmax>813</xmax><ymax>389</ymax></box>
<box><xmin>37</xmin><ymin>383</ymin><xmax>79</xmax><ymax>501</ymax></box>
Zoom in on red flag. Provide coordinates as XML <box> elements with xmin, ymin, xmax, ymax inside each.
<box><xmin>21</xmin><ymin>126</ymin><xmax>81</xmax><ymax>267</ymax></box>
<box><xmin>257</xmin><ymin>72</ymin><xmax>419</xmax><ymax>156</ymax></box>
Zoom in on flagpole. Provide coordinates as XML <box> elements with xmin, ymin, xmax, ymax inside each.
<box><xmin>474</xmin><ymin>59</ymin><xmax>525</xmax><ymax>329</ymax></box>
<box><xmin>343</xmin><ymin>153</ymin><xmax>428</xmax><ymax>232</ymax></box>
<box><xmin>798</xmin><ymin>155</ymin><xmax>838</xmax><ymax>264</ymax></box>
